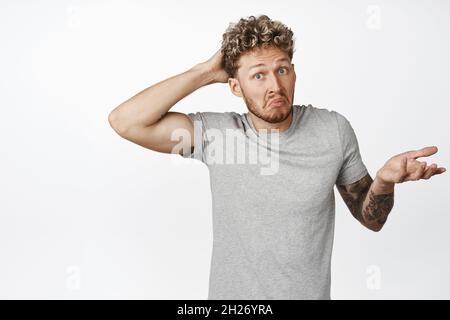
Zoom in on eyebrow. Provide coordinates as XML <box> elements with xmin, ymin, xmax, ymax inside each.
<box><xmin>248</xmin><ymin>58</ymin><xmax>291</xmax><ymax>70</ymax></box>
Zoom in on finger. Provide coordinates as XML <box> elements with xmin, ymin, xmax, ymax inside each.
<box><xmin>421</xmin><ymin>164</ymin><xmax>437</xmax><ymax>180</ymax></box>
<box><xmin>424</xmin><ymin>166</ymin><xmax>446</xmax><ymax>179</ymax></box>
<box><xmin>418</xmin><ymin>162</ymin><xmax>428</xmax><ymax>179</ymax></box>
<box><xmin>407</xmin><ymin>146</ymin><xmax>438</xmax><ymax>160</ymax></box>
<box><xmin>415</xmin><ymin>161</ymin><xmax>427</xmax><ymax>173</ymax></box>
<box><xmin>432</xmin><ymin>167</ymin><xmax>447</xmax><ymax>175</ymax></box>
<box><xmin>409</xmin><ymin>162</ymin><xmax>427</xmax><ymax>181</ymax></box>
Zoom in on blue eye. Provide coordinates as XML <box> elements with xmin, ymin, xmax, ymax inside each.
<box><xmin>254</xmin><ymin>67</ymin><xmax>288</xmax><ymax>80</ymax></box>
<box><xmin>254</xmin><ymin>73</ymin><xmax>262</xmax><ymax>80</ymax></box>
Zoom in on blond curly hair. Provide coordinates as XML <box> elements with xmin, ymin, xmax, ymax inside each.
<box><xmin>221</xmin><ymin>14</ymin><xmax>296</xmax><ymax>79</ymax></box>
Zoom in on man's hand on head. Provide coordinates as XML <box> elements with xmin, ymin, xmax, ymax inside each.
<box><xmin>193</xmin><ymin>49</ymin><xmax>229</xmax><ymax>84</ymax></box>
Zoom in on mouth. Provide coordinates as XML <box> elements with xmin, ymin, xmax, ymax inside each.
<box><xmin>268</xmin><ymin>97</ymin><xmax>286</xmax><ymax>108</ymax></box>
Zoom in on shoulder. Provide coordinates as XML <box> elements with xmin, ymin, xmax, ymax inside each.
<box><xmin>186</xmin><ymin>110</ymin><xmax>245</xmax><ymax>130</ymax></box>
<box><xmin>306</xmin><ymin>105</ymin><xmax>357</xmax><ymax>136</ymax></box>
<box><xmin>299</xmin><ymin>104</ymin><xmax>349</xmax><ymax>133</ymax></box>
<box><xmin>303</xmin><ymin>104</ymin><xmax>347</xmax><ymax>122</ymax></box>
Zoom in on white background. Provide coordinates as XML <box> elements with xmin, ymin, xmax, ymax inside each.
<box><xmin>1</xmin><ymin>0</ymin><xmax>449</xmax><ymax>299</ymax></box>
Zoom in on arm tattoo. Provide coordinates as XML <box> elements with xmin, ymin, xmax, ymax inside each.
<box><xmin>363</xmin><ymin>189</ymin><xmax>394</xmax><ymax>227</ymax></box>
<box><xmin>337</xmin><ymin>173</ymin><xmax>394</xmax><ymax>231</ymax></box>
<box><xmin>337</xmin><ymin>174</ymin><xmax>373</xmax><ymax>224</ymax></box>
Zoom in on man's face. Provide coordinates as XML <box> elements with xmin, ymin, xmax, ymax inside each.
<box><xmin>228</xmin><ymin>46</ymin><xmax>296</xmax><ymax>124</ymax></box>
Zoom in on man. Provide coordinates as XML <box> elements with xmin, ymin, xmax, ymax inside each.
<box><xmin>108</xmin><ymin>15</ymin><xmax>445</xmax><ymax>299</ymax></box>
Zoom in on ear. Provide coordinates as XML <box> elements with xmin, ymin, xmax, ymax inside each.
<box><xmin>228</xmin><ymin>77</ymin><xmax>243</xmax><ymax>98</ymax></box>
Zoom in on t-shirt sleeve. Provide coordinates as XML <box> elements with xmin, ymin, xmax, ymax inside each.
<box><xmin>179</xmin><ymin>112</ymin><xmax>207</xmax><ymax>162</ymax></box>
<box><xmin>334</xmin><ymin>112</ymin><xmax>368</xmax><ymax>186</ymax></box>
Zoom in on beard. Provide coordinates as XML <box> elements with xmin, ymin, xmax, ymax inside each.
<box><xmin>242</xmin><ymin>89</ymin><xmax>293</xmax><ymax>124</ymax></box>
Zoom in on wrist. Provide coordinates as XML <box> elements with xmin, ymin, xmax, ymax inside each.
<box><xmin>373</xmin><ymin>173</ymin><xmax>395</xmax><ymax>194</ymax></box>
<box><xmin>190</xmin><ymin>63</ymin><xmax>217</xmax><ymax>86</ymax></box>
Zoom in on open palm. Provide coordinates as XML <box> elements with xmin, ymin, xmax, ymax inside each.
<box><xmin>377</xmin><ymin>146</ymin><xmax>446</xmax><ymax>184</ymax></box>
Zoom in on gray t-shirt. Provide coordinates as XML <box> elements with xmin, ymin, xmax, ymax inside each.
<box><xmin>180</xmin><ymin>104</ymin><xmax>368</xmax><ymax>299</ymax></box>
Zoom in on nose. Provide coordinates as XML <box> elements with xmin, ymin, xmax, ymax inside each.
<box><xmin>268</xmin><ymin>73</ymin><xmax>282</xmax><ymax>94</ymax></box>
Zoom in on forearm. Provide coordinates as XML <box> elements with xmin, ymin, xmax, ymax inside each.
<box><xmin>108</xmin><ymin>64</ymin><xmax>215</xmax><ymax>133</ymax></box>
<box><xmin>361</xmin><ymin>175</ymin><xmax>395</xmax><ymax>231</ymax></box>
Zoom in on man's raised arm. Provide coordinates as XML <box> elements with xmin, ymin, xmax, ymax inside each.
<box><xmin>107</xmin><ymin>49</ymin><xmax>228</xmax><ymax>154</ymax></box>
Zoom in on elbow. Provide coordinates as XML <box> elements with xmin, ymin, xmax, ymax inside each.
<box><xmin>366</xmin><ymin>222</ymin><xmax>384</xmax><ymax>232</ymax></box>
<box><xmin>108</xmin><ymin>110</ymin><xmax>129</xmax><ymax>137</ymax></box>
<box><xmin>370</xmin><ymin>226</ymin><xmax>383</xmax><ymax>233</ymax></box>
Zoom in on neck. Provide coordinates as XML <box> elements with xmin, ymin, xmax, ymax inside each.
<box><xmin>249</xmin><ymin>109</ymin><xmax>293</xmax><ymax>133</ymax></box>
